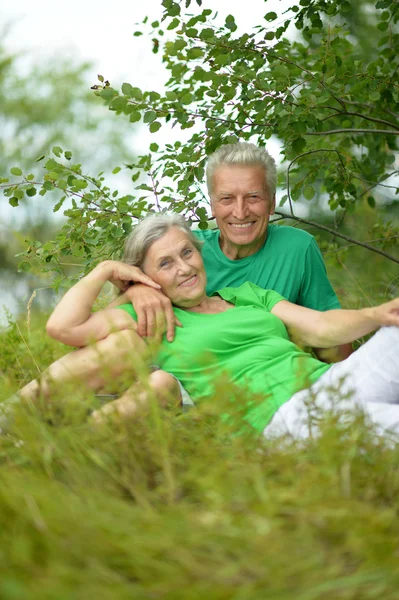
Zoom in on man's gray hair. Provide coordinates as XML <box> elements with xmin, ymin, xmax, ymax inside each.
<box><xmin>206</xmin><ymin>142</ymin><xmax>277</xmax><ymax>198</ymax></box>
<box><xmin>123</xmin><ymin>212</ymin><xmax>202</xmax><ymax>268</ymax></box>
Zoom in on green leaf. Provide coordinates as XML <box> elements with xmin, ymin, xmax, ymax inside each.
<box><xmin>303</xmin><ymin>185</ymin><xmax>315</xmax><ymax>200</ymax></box>
<box><xmin>369</xmin><ymin>91</ymin><xmax>380</xmax><ymax>101</ymax></box>
<box><xmin>64</xmin><ymin>151</ymin><xmax>72</xmax><ymax>160</ymax></box>
<box><xmin>52</xmin><ymin>146</ymin><xmax>63</xmax><ymax>157</ymax></box>
<box><xmin>26</xmin><ymin>187</ymin><xmax>37</xmax><ymax>197</ymax></box>
<box><xmin>9</xmin><ymin>197</ymin><xmax>19</xmax><ymax>207</ymax></box>
<box><xmin>292</xmin><ymin>137</ymin><xmax>306</xmax><ymax>154</ymax></box>
<box><xmin>57</xmin><ymin>179</ymin><xmax>68</xmax><ymax>190</ymax></box>
<box><xmin>149</xmin><ymin>121</ymin><xmax>162</xmax><ymax>133</ymax></box>
<box><xmin>264</xmin><ymin>12</ymin><xmax>277</xmax><ymax>21</ymax></box>
<box><xmin>121</xmin><ymin>82</ymin><xmax>134</xmax><ymax>96</ymax></box>
<box><xmin>129</xmin><ymin>111</ymin><xmax>141</xmax><ymax>123</ymax></box>
<box><xmin>367</xmin><ymin>195</ymin><xmax>376</xmax><ymax>208</ymax></box>
<box><xmin>150</xmin><ymin>143</ymin><xmax>159</xmax><ymax>152</ymax></box>
<box><xmin>112</xmin><ymin>167</ymin><xmax>121</xmax><ymax>174</ymax></box>
<box><xmin>181</xmin><ymin>93</ymin><xmax>193</xmax><ymax>104</ymax></box>
<box><xmin>143</xmin><ymin>110</ymin><xmax>157</xmax><ymax>123</ymax></box>
<box><xmin>10</xmin><ymin>167</ymin><xmax>22</xmax><ymax>176</ymax></box>
<box><xmin>167</xmin><ymin>18</ymin><xmax>180</xmax><ymax>30</ymax></box>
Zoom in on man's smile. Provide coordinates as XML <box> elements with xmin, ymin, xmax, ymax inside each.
<box><xmin>229</xmin><ymin>222</ymin><xmax>256</xmax><ymax>228</ymax></box>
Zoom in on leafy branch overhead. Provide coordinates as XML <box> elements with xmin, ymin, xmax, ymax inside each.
<box><xmin>1</xmin><ymin>0</ymin><xmax>398</xmax><ymax>278</ymax></box>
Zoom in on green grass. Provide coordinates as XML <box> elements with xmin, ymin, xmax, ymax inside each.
<box><xmin>1</xmin><ymin>237</ymin><xmax>399</xmax><ymax>599</ymax></box>
<box><xmin>1</xmin><ymin>388</ymin><xmax>399</xmax><ymax>600</ymax></box>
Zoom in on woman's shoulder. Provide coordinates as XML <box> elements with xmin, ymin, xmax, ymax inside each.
<box><xmin>217</xmin><ymin>282</ymin><xmax>286</xmax><ymax>309</ymax></box>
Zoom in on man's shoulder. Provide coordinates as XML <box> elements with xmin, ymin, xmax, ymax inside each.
<box><xmin>268</xmin><ymin>224</ymin><xmax>314</xmax><ymax>245</ymax></box>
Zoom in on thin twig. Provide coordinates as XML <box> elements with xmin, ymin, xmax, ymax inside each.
<box><xmin>323</xmin><ymin>235</ymin><xmax>399</xmax><ymax>254</ymax></box>
<box><xmin>306</xmin><ymin>128</ymin><xmax>399</xmax><ymax>136</ymax></box>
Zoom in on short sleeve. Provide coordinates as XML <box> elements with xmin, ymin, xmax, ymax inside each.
<box><xmin>219</xmin><ymin>282</ymin><xmax>286</xmax><ymax>312</ymax></box>
<box><xmin>299</xmin><ymin>238</ymin><xmax>341</xmax><ymax>310</ymax></box>
<box><xmin>248</xmin><ymin>284</ymin><xmax>286</xmax><ymax>312</ymax></box>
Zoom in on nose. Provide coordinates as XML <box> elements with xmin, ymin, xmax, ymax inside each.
<box><xmin>176</xmin><ymin>258</ymin><xmax>192</xmax><ymax>274</ymax></box>
<box><xmin>232</xmin><ymin>199</ymin><xmax>249</xmax><ymax>220</ymax></box>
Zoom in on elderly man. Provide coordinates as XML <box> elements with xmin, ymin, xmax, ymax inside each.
<box><xmin>125</xmin><ymin>143</ymin><xmax>352</xmax><ymax>362</ymax></box>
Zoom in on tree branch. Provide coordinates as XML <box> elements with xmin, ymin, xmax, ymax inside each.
<box><xmin>319</xmin><ymin>109</ymin><xmax>399</xmax><ymax>130</ymax></box>
<box><xmin>274</xmin><ymin>211</ymin><xmax>399</xmax><ymax>265</ymax></box>
<box><xmin>306</xmin><ymin>128</ymin><xmax>399</xmax><ymax>136</ymax></box>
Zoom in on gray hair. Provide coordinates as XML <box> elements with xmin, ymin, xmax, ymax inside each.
<box><xmin>123</xmin><ymin>212</ymin><xmax>202</xmax><ymax>268</ymax></box>
<box><xmin>206</xmin><ymin>142</ymin><xmax>277</xmax><ymax>198</ymax></box>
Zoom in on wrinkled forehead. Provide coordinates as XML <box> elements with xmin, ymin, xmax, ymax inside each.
<box><xmin>144</xmin><ymin>227</ymin><xmax>193</xmax><ymax>263</ymax></box>
<box><xmin>211</xmin><ymin>164</ymin><xmax>268</xmax><ymax>195</ymax></box>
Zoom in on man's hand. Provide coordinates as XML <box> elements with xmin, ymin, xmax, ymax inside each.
<box><xmin>122</xmin><ymin>284</ymin><xmax>182</xmax><ymax>342</ymax></box>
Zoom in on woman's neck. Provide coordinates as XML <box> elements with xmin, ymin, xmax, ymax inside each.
<box><xmin>184</xmin><ymin>295</ymin><xmax>233</xmax><ymax>314</ymax></box>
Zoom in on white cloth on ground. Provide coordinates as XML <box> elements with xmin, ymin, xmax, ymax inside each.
<box><xmin>263</xmin><ymin>326</ymin><xmax>399</xmax><ymax>439</ymax></box>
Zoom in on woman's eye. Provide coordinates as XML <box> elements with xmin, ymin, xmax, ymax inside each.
<box><xmin>160</xmin><ymin>259</ymin><xmax>170</xmax><ymax>268</ymax></box>
<box><xmin>183</xmin><ymin>248</ymin><xmax>193</xmax><ymax>256</ymax></box>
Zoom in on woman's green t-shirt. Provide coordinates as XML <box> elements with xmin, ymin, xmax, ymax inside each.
<box><xmin>117</xmin><ymin>282</ymin><xmax>331</xmax><ymax>431</ymax></box>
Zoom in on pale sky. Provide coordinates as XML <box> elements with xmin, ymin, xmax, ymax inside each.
<box><xmin>0</xmin><ymin>0</ymin><xmax>292</xmax><ymax>319</ymax></box>
<box><xmin>1</xmin><ymin>0</ymin><xmax>289</xmax><ymax>182</ymax></box>
<box><xmin>1</xmin><ymin>0</ymin><xmax>287</xmax><ymax>86</ymax></box>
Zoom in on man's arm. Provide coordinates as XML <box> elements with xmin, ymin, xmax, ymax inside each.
<box><xmin>314</xmin><ymin>343</ymin><xmax>353</xmax><ymax>363</ymax></box>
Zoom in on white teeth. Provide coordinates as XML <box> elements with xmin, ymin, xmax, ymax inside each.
<box><xmin>180</xmin><ymin>275</ymin><xmax>196</xmax><ymax>286</ymax></box>
<box><xmin>230</xmin><ymin>222</ymin><xmax>253</xmax><ymax>228</ymax></box>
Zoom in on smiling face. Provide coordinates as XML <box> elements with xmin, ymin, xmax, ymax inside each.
<box><xmin>210</xmin><ymin>164</ymin><xmax>276</xmax><ymax>260</ymax></box>
<box><xmin>142</xmin><ymin>227</ymin><xmax>207</xmax><ymax>308</ymax></box>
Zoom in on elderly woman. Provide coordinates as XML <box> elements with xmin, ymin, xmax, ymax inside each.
<box><xmin>8</xmin><ymin>213</ymin><xmax>399</xmax><ymax>438</ymax></box>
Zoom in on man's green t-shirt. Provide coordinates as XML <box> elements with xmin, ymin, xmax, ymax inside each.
<box><xmin>194</xmin><ymin>225</ymin><xmax>340</xmax><ymax>310</ymax></box>
<box><xmin>117</xmin><ymin>282</ymin><xmax>331</xmax><ymax>432</ymax></box>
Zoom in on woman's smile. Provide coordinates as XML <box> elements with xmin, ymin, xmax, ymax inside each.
<box><xmin>178</xmin><ymin>274</ymin><xmax>198</xmax><ymax>287</ymax></box>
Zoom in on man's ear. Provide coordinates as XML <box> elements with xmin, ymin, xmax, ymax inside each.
<box><xmin>270</xmin><ymin>194</ymin><xmax>276</xmax><ymax>215</ymax></box>
<box><xmin>210</xmin><ymin>198</ymin><xmax>216</xmax><ymax>217</ymax></box>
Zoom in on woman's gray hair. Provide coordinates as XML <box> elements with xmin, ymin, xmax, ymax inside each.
<box><xmin>123</xmin><ymin>212</ymin><xmax>202</xmax><ymax>268</ymax></box>
<box><xmin>206</xmin><ymin>142</ymin><xmax>277</xmax><ymax>198</ymax></box>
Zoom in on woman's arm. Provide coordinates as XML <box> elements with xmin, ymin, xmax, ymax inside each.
<box><xmin>46</xmin><ymin>261</ymin><xmax>160</xmax><ymax>347</ymax></box>
<box><xmin>271</xmin><ymin>298</ymin><xmax>399</xmax><ymax>348</ymax></box>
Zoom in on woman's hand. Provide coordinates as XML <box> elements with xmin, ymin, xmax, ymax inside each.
<box><xmin>97</xmin><ymin>261</ymin><xmax>161</xmax><ymax>293</ymax></box>
<box><xmin>367</xmin><ymin>297</ymin><xmax>399</xmax><ymax>328</ymax></box>
<box><xmin>272</xmin><ymin>296</ymin><xmax>399</xmax><ymax>349</ymax></box>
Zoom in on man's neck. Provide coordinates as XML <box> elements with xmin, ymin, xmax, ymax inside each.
<box><xmin>219</xmin><ymin>233</ymin><xmax>267</xmax><ymax>260</ymax></box>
